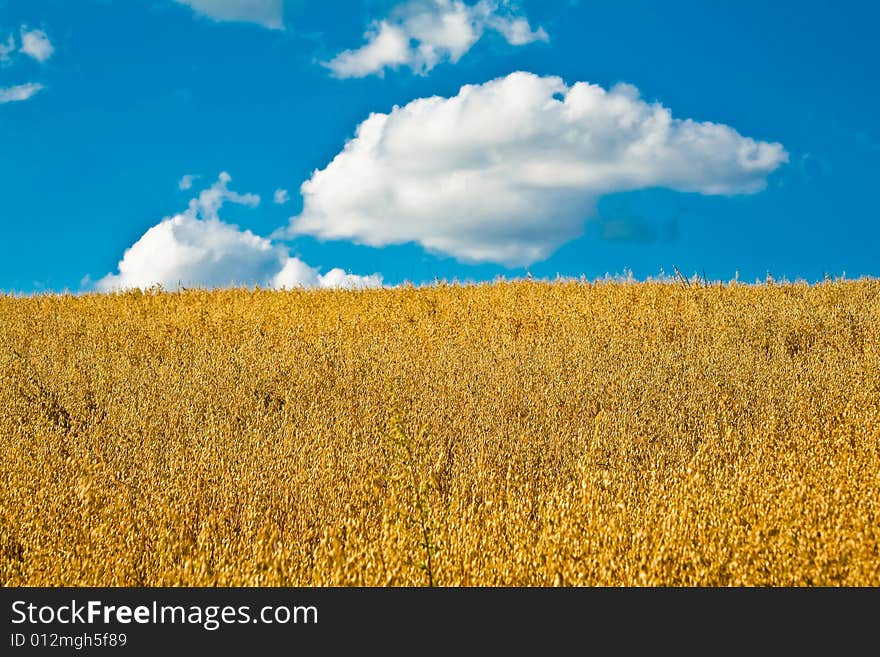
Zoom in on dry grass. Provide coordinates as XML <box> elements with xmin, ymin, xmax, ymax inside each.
<box><xmin>1</xmin><ymin>280</ymin><xmax>879</xmax><ymax>586</ymax></box>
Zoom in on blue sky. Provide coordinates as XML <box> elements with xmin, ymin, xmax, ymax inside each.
<box><xmin>1</xmin><ymin>0</ymin><xmax>877</xmax><ymax>292</ymax></box>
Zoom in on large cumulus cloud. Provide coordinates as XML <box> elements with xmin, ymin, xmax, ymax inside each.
<box><xmin>287</xmin><ymin>71</ymin><xmax>788</xmax><ymax>266</ymax></box>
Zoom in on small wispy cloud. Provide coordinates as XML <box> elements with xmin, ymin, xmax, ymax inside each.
<box><xmin>19</xmin><ymin>27</ymin><xmax>54</xmax><ymax>62</ymax></box>
<box><xmin>0</xmin><ymin>82</ymin><xmax>45</xmax><ymax>104</ymax></box>
<box><xmin>0</xmin><ymin>35</ymin><xmax>15</xmax><ymax>63</ymax></box>
<box><xmin>174</xmin><ymin>0</ymin><xmax>284</xmax><ymax>30</ymax></box>
<box><xmin>325</xmin><ymin>0</ymin><xmax>547</xmax><ymax>78</ymax></box>
<box><xmin>273</xmin><ymin>188</ymin><xmax>289</xmax><ymax>204</ymax></box>
<box><xmin>288</xmin><ymin>72</ymin><xmax>788</xmax><ymax>267</ymax></box>
<box><xmin>178</xmin><ymin>174</ymin><xmax>196</xmax><ymax>190</ymax></box>
<box><xmin>97</xmin><ymin>173</ymin><xmax>381</xmax><ymax>291</ymax></box>
<box><xmin>0</xmin><ymin>26</ymin><xmax>53</xmax><ymax>105</ymax></box>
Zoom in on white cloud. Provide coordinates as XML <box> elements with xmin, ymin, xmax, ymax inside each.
<box><xmin>191</xmin><ymin>171</ymin><xmax>260</xmax><ymax>217</ymax></box>
<box><xmin>0</xmin><ymin>82</ymin><xmax>44</xmax><ymax>104</ymax></box>
<box><xmin>174</xmin><ymin>0</ymin><xmax>284</xmax><ymax>29</ymax></box>
<box><xmin>0</xmin><ymin>27</ymin><xmax>53</xmax><ymax>104</ymax></box>
<box><xmin>273</xmin><ymin>259</ymin><xmax>383</xmax><ymax>289</ymax></box>
<box><xmin>325</xmin><ymin>0</ymin><xmax>547</xmax><ymax>78</ymax></box>
<box><xmin>178</xmin><ymin>174</ymin><xmax>196</xmax><ymax>190</ymax></box>
<box><xmin>19</xmin><ymin>28</ymin><xmax>54</xmax><ymax>62</ymax></box>
<box><xmin>97</xmin><ymin>173</ymin><xmax>381</xmax><ymax>291</ymax></box>
<box><xmin>487</xmin><ymin>14</ymin><xmax>545</xmax><ymax>46</ymax></box>
<box><xmin>273</xmin><ymin>188</ymin><xmax>290</xmax><ymax>204</ymax></box>
<box><xmin>287</xmin><ymin>71</ymin><xmax>789</xmax><ymax>266</ymax></box>
<box><xmin>0</xmin><ymin>34</ymin><xmax>15</xmax><ymax>63</ymax></box>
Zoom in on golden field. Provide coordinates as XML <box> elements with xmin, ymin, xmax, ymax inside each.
<box><xmin>1</xmin><ymin>280</ymin><xmax>879</xmax><ymax>586</ymax></box>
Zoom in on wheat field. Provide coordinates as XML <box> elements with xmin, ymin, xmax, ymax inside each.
<box><xmin>1</xmin><ymin>280</ymin><xmax>879</xmax><ymax>586</ymax></box>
